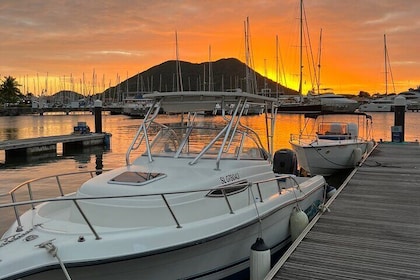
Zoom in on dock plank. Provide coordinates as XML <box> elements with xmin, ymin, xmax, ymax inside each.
<box><xmin>268</xmin><ymin>143</ymin><xmax>420</xmax><ymax>280</ymax></box>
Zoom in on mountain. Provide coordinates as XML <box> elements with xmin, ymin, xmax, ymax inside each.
<box><xmin>102</xmin><ymin>58</ymin><xmax>298</xmax><ymax>99</ymax></box>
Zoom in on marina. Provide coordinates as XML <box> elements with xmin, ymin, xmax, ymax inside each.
<box><xmin>0</xmin><ymin>108</ymin><xmax>419</xmax><ymax>279</ymax></box>
<box><xmin>266</xmin><ymin>142</ymin><xmax>420</xmax><ymax>280</ymax></box>
<box><xmin>1</xmin><ymin>0</ymin><xmax>420</xmax><ymax>278</ymax></box>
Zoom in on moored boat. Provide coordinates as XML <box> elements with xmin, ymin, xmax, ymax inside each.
<box><xmin>0</xmin><ymin>91</ymin><xmax>327</xmax><ymax>280</ymax></box>
<box><xmin>290</xmin><ymin>112</ymin><xmax>375</xmax><ymax>176</ymax></box>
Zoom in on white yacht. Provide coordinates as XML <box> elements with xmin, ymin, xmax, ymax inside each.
<box><xmin>308</xmin><ymin>93</ymin><xmax>359</xmax><ymax>113</ymax></box>
<box><xmin>358</xmin><ymin>97</ymin><xmax>395</xmax><ymax>112</ymax></box>
<box><xmin>0</xmin><ymin>91</ymin><xmax>327</xmax><ymax>280</ymax></box>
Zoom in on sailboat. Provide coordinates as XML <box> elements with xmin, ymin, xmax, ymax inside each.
<box><xmin>358</xmin><ymin>34</ymin><xmax>397</xmax><ymax>112</ymax></box>
<box><xmin>278</xmin><ymin>0</ymin><xmax>322</xmax><ymax>113</ymax></box>
<box><xmin>306</xmin><ymin>29</ymin><xmax>359</xmax><ymax>113</ymax></box>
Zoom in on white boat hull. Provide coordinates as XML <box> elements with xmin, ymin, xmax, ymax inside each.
<box><xmin>291</xmin><ymin>141</ymin><xmax>369</xmax><ymax>176</ymax></box>
<box><xmin>1</xmin><ymin>176</ymin><xmax>324</xmax><ymax>280</ymax></box>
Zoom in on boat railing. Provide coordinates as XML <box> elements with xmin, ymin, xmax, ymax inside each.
<box><xmin>0</xmin><ymin>171</ymin><xmax>300</xmax><ymax>239</ymax></box>
<box><xmin>290</xmin><ymin>133</ymin><xmax>316</xmax><ymax>144</ymax></box>
<box><xmin>290</xmin><ymin>133</ymin><xmax>363</xmax><ymax>144</ymax></box>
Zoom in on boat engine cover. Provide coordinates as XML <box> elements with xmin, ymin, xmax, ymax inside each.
<box><xmin>273</xmin><ymin>149</ymin><xmax>298</xmax><ymax>175</ymax></box>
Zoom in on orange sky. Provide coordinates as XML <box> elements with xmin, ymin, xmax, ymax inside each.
<box><xmin>1</xmin><ymin>0</ymin><xmax>419</xmax><ymax>96</ymax></box>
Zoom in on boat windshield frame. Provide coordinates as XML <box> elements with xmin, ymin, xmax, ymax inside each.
<box><xmin>125</xmin><ymin>91</ymin><xmax>277</xmax><ymax>169</ymax></box>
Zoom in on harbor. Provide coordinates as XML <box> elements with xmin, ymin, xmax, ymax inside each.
<box><xmin>0</xmin><ymin>107</ymin><xmax>419</xmax><ymax>279</ymax></box>
<box><xmin>266</xmin><ymin>141</ymin><xmax>420</xmax><ymax>280</ymax></box>
<box><xmin>2</xmin><ymin>0</ymin><xmax>420</xmax><ymax>278</ymax></box>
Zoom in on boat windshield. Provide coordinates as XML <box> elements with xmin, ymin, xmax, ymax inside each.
<box><xmin>318</xmin><ymin>122</ymin><xmax>347</xmax><ymax>136</ymax></box>
<box><xmin>146</xmin><ymin>121</ymin><xmax>266</xmax><ymax>160</ymax></box>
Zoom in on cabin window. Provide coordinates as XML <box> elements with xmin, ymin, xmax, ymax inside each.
<box><xmin>206</xmin><ymin>180</ymin><xmax>248</xmax><ymax>197</ymax></box>
<box><xmin>319</xmin><ymin>122</ymin><xmax>347</xmax><ymax>135</ymax></box>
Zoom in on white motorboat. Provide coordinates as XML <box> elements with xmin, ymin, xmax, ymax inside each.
<box><xmin>0</xmin><ymin>91</ymin><xmax>327</xmax><ymax>280</ymax></box>
<box><xmin>308</xmin><ymin>93</ymin><xmax>359</xmax><ymax>113</ymax></box>
<box><xmin>290</xmin><ymin>112</ymin><xmax>375</xmax><ymax>176</ymax></box>
<box><xmin>122</xmin><ymin>97</ymin><xmax>153</xmax><ymax>117</ymax></box>
<box><xmin>358</xmin><ymin>97</ymin><xmax>395</xmax><ymax>112</ymax></box>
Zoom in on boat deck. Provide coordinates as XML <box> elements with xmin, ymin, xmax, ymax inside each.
<box><xmin>266</xmin><ymin>142</ymin><xmax>420</xmax><ymax>280</ymax></box>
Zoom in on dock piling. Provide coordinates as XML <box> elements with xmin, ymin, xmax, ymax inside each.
<box><xmin>393</xmin><ymin>96</ymin><xmax>406</xmax><ymax>142</ymax></box>
<box><xmin>94</xmin><ymin>100</ymin><xmax>103</xmax><ymax>134</ymax></box>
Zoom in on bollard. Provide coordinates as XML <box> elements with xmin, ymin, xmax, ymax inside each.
<box><xmin>94</xmin><ymin>100</ymin><xmax>103</xmax><ymax>134</ymax></box>
<box><xmin>393</xmin><ymin>96</ymin><xmax>406</xmax><ymax>142</ymax></box>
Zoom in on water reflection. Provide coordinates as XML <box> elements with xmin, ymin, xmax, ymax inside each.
<box><xmin>1</xmin><ymin>112</ymin><xmax>419</xmax><ymax>167</ymax></box>
<box><xmin>1</xmin><ymin>145</ymin><xmax>108</xmax><ymax>169</ymax></box>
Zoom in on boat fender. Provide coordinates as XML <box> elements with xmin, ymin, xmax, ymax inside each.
<box><xmin>326</xmin><ymin>184</ymin><xmax>337</xmax><ymax>199</ymax></box>
<box><xmin>250</xmin><ymin>237</ymin><xmax>270</xmax><ymax>280</ymax></box>
<box><xmin>367</xmin><ymin>140</ymin><xmax>375</xmax><ymax>153</ymax></box>
<box><xmin>290</xmin><ymin>207</ymin><xmax>309</xmax><ymax>241</ymax></box>
<box><xmin>352</xmin><ymin>147</ymin><xmax>363</xmax><ymax>165</ymax></box>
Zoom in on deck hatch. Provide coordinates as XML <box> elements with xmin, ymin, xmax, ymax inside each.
<box><xmin>109</xmin><ymin>171</ymin><xmax>166</xmax><ymax>185</ymax></box>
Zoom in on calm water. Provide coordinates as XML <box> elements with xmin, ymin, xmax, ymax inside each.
<box><xmin>0</xmin><ymin>111</ymin><xmax>419</xmax><ymax>233</ymax></box>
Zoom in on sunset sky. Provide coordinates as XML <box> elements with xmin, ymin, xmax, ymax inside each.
<box><xmin>1</xmin><ymin>0</ymin><xmax>419</xmax><ymax>96</ymax></box>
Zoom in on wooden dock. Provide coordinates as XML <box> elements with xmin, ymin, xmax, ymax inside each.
<box><xmin>0</xmin><ymin>133</ymin><xmax>110</xmax><ymax>162</ymax></box>
<box><xmin>266</xmin><ymin>142</ymin><xmax>420</xmax><ymax>280</ymax></box>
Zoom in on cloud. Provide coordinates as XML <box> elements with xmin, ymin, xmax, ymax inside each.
<box><xmin>1</xmin><ymin>0</ymin><xmax>419</xmax><ymax>94</ymax></box>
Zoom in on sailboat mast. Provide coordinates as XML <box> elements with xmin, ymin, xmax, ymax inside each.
<box><xmin>317</xmin><ymin>28</ymin><xmax>323</xmax><ymax>94</ymax></box>
<box><xmin>384</xmin><ymin>34</ymin><xmax>388</xmax><ymax>95</ymax></box>
<box><xmin>298</xmin><ymin>0</ymin><xmax>303</xmax><ymax>96</ymax></box>
<box><xmin>276</xmin><ymin>35</ymin><xmax>279</xmax><ymax>96</ymax></box>
<box><xmin>208</xmin><ymin>45</ymin><xmax>212</xmax><ymax>91</ymax></box>
<box><xmin>244</xmin><ymin>18</ymin><xmax>250</xmax><ymax>93</ymax></box>
<box><xmin>175</xmin><ymin>31</ymin><xmax>183</xmax><ymax>92</ymax></box>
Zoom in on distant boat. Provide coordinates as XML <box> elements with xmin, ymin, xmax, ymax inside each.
<box><xmin>308</xmin><ymin>92</ymin><xmax>359</xmax><ymax>113</ymax></box>
<box><xmin>290</xmin><ymin>112</ymin><xmax>375</xmax><ymax>176</ymax></box>
<box><xmin>277</xmin><ymin>97</ymin><xmax>322</xmax><ymax>113</ymax></box>
<box><xmin>358</xmin><ymin>96</ymin><xmax>395</xmax><ymax>112</ymax></box>
<box><xmin>305</xmin><ymin>28</ymin><xmax>359</xmax><ymax>113</ymax></box>
<box><xmin>358</xmin><ymin>34</ymin><xmax>397</xmax><ymax>113</ymax></box>
<box><xmin>398</xmin><ymin>86</ymin><xmax>420</xmax><ymax>110</ymax></box>
<box><xmin>122</xmin><ymin>97</ymin><xmax>151</xmax><ymax>118</ymax></box>
<box><xmin>278</xmin><ymin>0</ymin><xmax>323</xmax><ymax>113</ymax></box>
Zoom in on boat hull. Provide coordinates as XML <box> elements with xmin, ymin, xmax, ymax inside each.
<box><xmin>2</xmin><ymin>182</ymin><xmax>324</xmax><ymax>280</ymax></box>
<box><xmin>291</xmin><ymin>141</ymin><xmax>369</xmax><ymax>176</ymax></box>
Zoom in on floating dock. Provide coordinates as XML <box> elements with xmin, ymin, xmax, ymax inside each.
<box><xmin>0</xmin><ymin>133</ymin><xmax>109</xmax><ymax>162</ymax></box>
<box><xmin>266</xmin><ymin>142</ymin><xmax>420</xmax><ymax>280</ymax></box>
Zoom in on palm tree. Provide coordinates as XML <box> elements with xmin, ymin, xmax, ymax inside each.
<box><xmin>0</xmin><ymin>76</ymin><xmax>22</xmax><ymax>104</ymax></box>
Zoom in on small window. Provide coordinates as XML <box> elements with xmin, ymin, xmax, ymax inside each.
<box><xmin>109</xmin><ymin>171</ymin><xmax>166</xmax><ymax>186</ymax></box>
<box><xmin>207</xmin><ymin>180</ymin><xmax>248</xmax><ymax>197</ymax></box>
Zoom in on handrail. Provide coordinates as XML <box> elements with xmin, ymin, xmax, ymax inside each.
<box><xmin>2</xmin><ymin>170</ymin><xmax>110</xmax><ymax>232</ymax></box>
<box><xmin>1</xmin><ymin>171</ymin><xmax>301</xmax><ymax>239</ymax></box>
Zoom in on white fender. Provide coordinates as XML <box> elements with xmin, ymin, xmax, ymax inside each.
<box><xmin>250</xmin><ymin>237</ymin><xmax>270</xmax><ymax>280</ymax></box>
<box><xmin>353</xmin><ymin>147</ymin><xmax>362</xmax><ymax>165</ymax></box>
<box><xmin>290</xmin><ymin>207</ymin><xmax>309</xmax><ymax>241</ymax></box>
<box><xmin>367</xmin><ymin>140</ymin><xmax>375</xmax><ymax>153</ymax></box>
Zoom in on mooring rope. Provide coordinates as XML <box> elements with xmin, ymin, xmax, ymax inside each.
<box><xmin>37</xmin><ymin>240</ymin><xmax>72</xmax><ymax>280</ymax></box>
